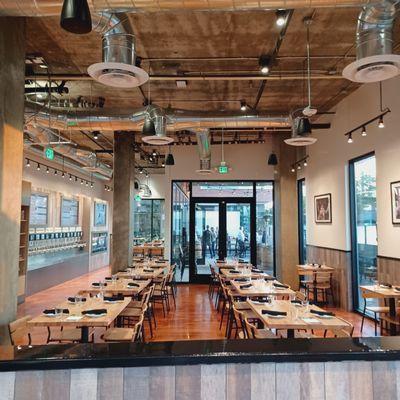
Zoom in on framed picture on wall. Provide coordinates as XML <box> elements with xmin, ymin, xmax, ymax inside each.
<box><xmin>314</xmin><ymin>193</ymin><xmax>332</xmax><ymax>224</ymax></box>
<box><xmin>391</xmin><ymin>181</ymin><xmax>400</xmax><ymax>224</ymax></box>
<box><xmin>94</xmin><ymin>202</ymin><xmax>107</xmax><ymax>226</ymax></box>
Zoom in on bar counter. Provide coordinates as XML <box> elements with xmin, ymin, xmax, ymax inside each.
<box><xmin>1</xmin><ymin>337</ymin><xmax>400</xmax><ymax>371</ymax></box>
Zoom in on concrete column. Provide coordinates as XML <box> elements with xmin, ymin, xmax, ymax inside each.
<box><xmin>274</xmin><ymin>135</ymin><xmax>299</xmax><ymax>290</ymax></box>
<box><xmin>111</xmin><ymin>131</ymin><xmax>135</xmax><ymax>273</ymax></box>
<box><xmin>0</xmin><ymin>17</ymin><xmax>26</xmax><ymax>344</ymax></box>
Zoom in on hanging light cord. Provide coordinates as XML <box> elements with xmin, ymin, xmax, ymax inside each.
<box><xmin>306</xmin><ymin>23</ymin><xmax>312</xmax><ymax>109</ymax></box>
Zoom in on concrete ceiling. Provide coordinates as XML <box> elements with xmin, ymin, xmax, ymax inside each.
<box><xmin>23</xmin><ymin>7</ymin><xmax>400</xmax><ymax>167</ymax></box>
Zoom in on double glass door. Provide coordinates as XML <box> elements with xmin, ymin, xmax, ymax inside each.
<box><xmin>189</xmin><ymin>199</ymin><xmax>255</xmax><ymax>282</ymax></box>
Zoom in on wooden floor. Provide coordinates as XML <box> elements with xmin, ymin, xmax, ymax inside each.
<box><xmin>18</xmin><ymin>266</ymin><xmax>376</xmax><ymax>344</ymax></box>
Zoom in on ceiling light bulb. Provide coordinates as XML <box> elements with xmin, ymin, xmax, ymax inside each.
<box><xmin>152</xmin><ymin>149</ymin><xmax>157</xmax><ymax>157</ymax></box>
<box><xmin>139</xmin><ymin>168</ymin><xmax>144</xmax><ymax>174</ymax></box>
<box><xmin>303</xmin><ymin>161</ymin><xmax>308</xmax><ymax>167</ymax></box>
<box><xmin>93</xmin><ymin>131</ymin><xmax>99</xmax><ymax>140</ymax></box>
<box><xmin>26</xmin><ymin>160</ymin><xmax>31</xmax><ymax>167</ymax></box>
<box><xmin>81</xmin><ymin>179</ymin><xmax>84</xmax><ymax>185</ymax></box>
<box><xmin>54</xmin><ymin>170</ymin><xmax>58</xmax><ymax>175</ymax></box>
<box><xmin>297</xmin><ymin>164</ymin><xmax>301</xmax><ymax>170</ymax></box>
<box><xmin>91</xmin><ymin>183</ymin><xmax>93</xmax><ymax>188</ymax></box>
<box><xmin>240</xmin><ymin>101</ymin><xmax>247</xmax><ymax>111</ymax></box>
<box><xmin>259</xmin><ymin>55</ymin><xmax>271</xmax><ymax>75</ymax></box>
<box><xmin>86</xmin><ymin>181</ymin><xmax>88</xmax><ymax>186</ymax></box>
<box><xmin>69</xmin><ymin>174</ymin><xmax>72</xmax><ymax>181</ymax></box>
<box><xmin>291</xmin><ymin>167</ymin><xmax>295</xmax><ymax>173</ymax></box>
<box><xmin>276</xmin><ymin>10</ymin><xmax>286</xmax><ymax>27</ymax></box>
<box><xmin>46</xmin><ymin>167</ymin><xmax>50</xmax><ymax>173</ymax></box>
<box><xmin>361</xmin><ymin>126</ymin><xmax>367</xmax><ymax>136</ymax></box>
<box><xmin>378</xmin><ymin>116</ymin><xmax>384</xmax><ymax>128</ymax></box>
<box><xmin>162</xmin><ymin>162</ymin><xmax>165</xmax><ymax>167</ymax></box>
<box><xmin>347</xmin><ymin>135</ymin><xmax>353</xmax><ymax>144</ymax></box>
<box><xmin>62</xmin><ymin>172</ymin><xmax>65</xmax><ymax>178</ymax></box>
<box><xmin>261</xmin><ymin>66</ymin><xmax>269</xmax><ymax>74</ymax></box>
<box><xmin>37</xmin><ymin>164</ymin><xmax>41</xmax><ymax>170</ymax></box>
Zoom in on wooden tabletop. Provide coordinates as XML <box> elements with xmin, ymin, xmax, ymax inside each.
<box><xmin>230</xmin><ymin>279</ymin><xmax>295</xmax><ymax>298</ymax></box>
<box><xmin>360</xmin><ymin>285</ymin><xmax>400</xmax><ymax>298</ymax></box>
<box><xmin>247</xmin><ymin>299</ymin><xmax>349</xmax><ymax>331</ymax></box>
<box><xmin>28</xmin><ymin>296</ymin><xmax>131</xmax><ymax>328</ymax></box>
<box><xmin>297</xmin><ymin>264</ymin><xmax>335</xmax><ymax>272</ymax></box>
<box><xmin>117</xmin><ymin>268</ymin><xmax>164</xmax><ymax>279</ymax></box>
<box><xmin>80</xmin><ymin>279</ymin><xmax>151</xmax><ymax>296</ymax></box>
<box><xmin>133</xmin><ymin>261</ymin><xmax>169</xmax><ymax>268</ymax></box>
<box><xmin>220</xmin><ymin>269</ymin><xmax>267</xmax><ymax>279</ymax></box>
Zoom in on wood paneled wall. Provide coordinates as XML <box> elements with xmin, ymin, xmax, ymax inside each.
<box><xmin>307</xmin><ymin>245</ymin><xmax>352</xmax><ymax>311</ymax></box>
<box><xmin>1</xmin><ymin>361</ymin><xmax>400</xmax><ymax>400</ymax></box>
<box><xmin>378</xmin><ymin>256</ymin><xmax>400</xmax><ymax>285</ymax></box>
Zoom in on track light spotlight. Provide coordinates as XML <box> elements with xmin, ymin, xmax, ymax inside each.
<box><xmin>81</xmin><ymin>179</ymin><xmax>84</xmax><ymax>185</ymax></box>
<box><xmin>26</xmin><ymin>159</ymin><xmax>31</xmax><ymax>167</ymax></box>
<box><xmin>259</xmin><ymin>55</ymin><xmax>271</xmax><ymax>75</ymax></box>
<box><xmin>276</xmin><ymin>10</ymin><xmax>287</xmax><ymax>27</ymax></box>
<box><xmin>69</xmin><ymin>174</ymin><xmax>72</xmax><ymax>181</ymax></box>
<box><xmin>291</xmin><ymin>167</ymin><xmax>295</xmax><ymax>173</ymax></box>
<box><xmin>240</xmin><ymin>101</ymin><xmax>247</xmax><ymax>111</ymax></box>
<box><xmin>54</xmin><ymin>170</ymin><xmax>58</xmax><ymax>175</ymax></box>
<box><xmin>152</xmin><ymin>149</ymin><xmax>157</xmax><ymax>157</ymax></box>
<box><xmin>303</xmin><ymin>160</ymin><xmax>308</xmax><ymax>167</ymax></box>
<box><xmin>378</xmin><ymin>115</ymin><xmax>385</xmax><ymax>128</ymax></box>
<box><xmin>37</xmin><ymin>163</ymin><xmax>41</xmax><ymax>170</ymax></box>
<box><xmin>347</xmin><ymin>134</ymin><xmax>353</xmax><ymax>144</ymax></box>
<box><xmin>297</xmin><ymin>164</ymin><xmax>301</xmax><ymax>170</ymax></box>
<box><xmin>139</xmin><ymin>167</ymin><xmax>144</xmax><ymax>174</ymax></box>
<box><xmin>361</xmin><ymin>126</ymin><xmax>367</xmax><ymax>136</ymax></box>
<box><xmin>46</xmin><ymin>167</ymin><xmax>50</xmax><ymax>173</ymax></box>
<box><xmin>93</xmin><ymin>131</ymin><xmax>100</xmax><ymax>140</ymax></box>
<box><xmin>91</xmin><ymin>182</ymin><xmax>93</xmax><ymax>188</ymax></box>
<box><xmin>60</xmin><ymin>0</ymin><xmax>92</xmax><ymax>34</ymax></box>
<box><xmin>62</xmin><ymin>172</ymin><xmax>65</xmax><ymax>178</ymax></box>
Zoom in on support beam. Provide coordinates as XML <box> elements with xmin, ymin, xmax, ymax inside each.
<box><xmin>111</xmin><ymin>131</ymin><xmax>135</xmax><ymax>273</ymax></box>
<box><xmin>0</xmin><ymin>17</ymin><xmax>26</xmax><ymax>344</ymax></box>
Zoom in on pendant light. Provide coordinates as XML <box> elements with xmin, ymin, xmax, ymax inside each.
<box><xmin>165</xmin><ymin>153</ymin><xmax>175</xmax><ymax>166</ymax></box>
<box><xmin>60</xmin><ymin>0</ymin><xmax>92</xmax><ymax>34</ymax></box>
<box><xmin>142</xmin><ymin>116</ymin><xmax>156</xmax><ymax>136</ymax></box>
<box><xmin>267</xmin><ymin>153</ymin><xmax>278</xmax><ymax>166</ymax></box>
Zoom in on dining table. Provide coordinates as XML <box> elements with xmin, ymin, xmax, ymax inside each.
<box><xmin>360</xmin><ymin>284</ymin><xmax>400</xmax><ymax>335</ymax></box>
<box><xmin>230</xmin><ymin>279</ymin><xmax>295</xmax><ymax>299</ymax></box>
<box><xmin>297</xmin><ymin>264</ymin><xmax>334</xmax><ymax>304</ymax></box>
<box><xmin>247</xmin><ymin>299</ymin><xmax>349</xmax><ymax>338</ymax></box>
<box><xmin>117</xmin><ymin>267</ymin><xmax>165</xmax><ymax>280</ymax></box>
<box><xmin>28</xmin><ymin>296</ymin><xmax>131</xmax><ymax>342</ymax></box>
<box><xmin>79</xmin><ymin>278</ymin><xmax>151</xmax><ymax>297</ymax></box>
<box><xmin>219</xmin><ymin>268</ymin><xmax>268</xmax><ymax>280</ymax></box>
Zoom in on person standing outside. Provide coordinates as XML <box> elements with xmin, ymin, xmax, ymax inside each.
<box><xmin>210</xmin><ymin>227</ymin><xmax>217</xmax><ymax>259</ymax></box>
<box><xmin>236</xmin><ymin>226</ymin><xmax>245</xmax><ymax>257</ymax></box>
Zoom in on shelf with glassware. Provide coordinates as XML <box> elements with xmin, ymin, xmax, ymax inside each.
<box><xmin>91</xmin><ymin>231</ymin><xmax>108</xmax><ymax>254</ymax></box>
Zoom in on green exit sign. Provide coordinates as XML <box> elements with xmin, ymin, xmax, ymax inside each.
<box><xmin>134</xmin><ymin>194</ymin><xmax>142</xmax><ymax>201</ymax></box>
<box><xmin>218</xmin><ymin>165</ymin><xmax>228</xmax><ymax>174</ymax></box>
<box><xmin>44</xmin><ymin>147</ymin><xmax>54</xmax><ymax>160</ymax></box>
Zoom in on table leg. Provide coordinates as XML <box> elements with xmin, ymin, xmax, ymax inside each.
<box><xmin>81</xmin><ymin>326</ymin><xmax>89</xmax><ymax>343</ymax></box>
<box><xmin>313</xmin><ymin>274</ymin><xmax>318</xmax><ymax>304</ymax></box>
<box><xmin>287</xmin><ymin>329</ymin><xmax>295</xmax><ymax>339</ymax></box>
<box><xmin>389</xmin><ymin>298</ymin><xmax>397</xmax><ymax>336</ymax></box>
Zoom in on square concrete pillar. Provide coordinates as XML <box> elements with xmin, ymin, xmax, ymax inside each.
<box><xmin>111</xmin><ymin>131</ymin><xmax>135</xmax><ymax>272</ymax></box>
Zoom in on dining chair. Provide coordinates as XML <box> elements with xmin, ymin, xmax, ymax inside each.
<box><xmin>8</xmin><ymin>315</ymin><xmax>32</xmax><ymax>346</ymax></box>
<box><xmin>208</xmin><ymin>265</ymin><xmax>219</xmax><ymax>299</ymax></box>
<box><xmin>360</xmin><ymin>287</ymin><xmax>389</xmax><ymax>336</ymax></box>
<box><xmin>305</xmin><ymin>271</ymin><xmax>334</xmax><ymax>305</ymax></box>
<box><xmin>46</xmin><ymin>326</ymin><xmax>85</xmax><ymax>343</ymax></box>
<box><xmin>152</xmin><ymin>275</ymin><xmax>169</xmax><ymax>316</ymax></box>
<box><xmin>244</xmin><ymin>318</ymin><xmax>279</xmax><ymax>339</ymax></box>
<box><xmin>324</xmin><ymin>316</ymin><xmax>354</xmax><ymax>338</ymax></box>
<box><xmin>103</xmin><ymin>314</ymin><xmax>144</xmax><ymax>342</ymax></box>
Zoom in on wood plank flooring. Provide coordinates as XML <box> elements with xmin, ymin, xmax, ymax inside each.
<box><xmin>17</xmin><ymin>266</ymin><xmax>376</xmax><ymax>344</ymax></box>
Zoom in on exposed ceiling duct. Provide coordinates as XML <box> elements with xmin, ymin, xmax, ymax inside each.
<box><xmin>87</xmin><ymin>12</ymin><xmax>149</xmax><ymax>88</ymax></box>
<box><xmin>141</xmin><ymin>106</ymin><xmax>174</xmax><ymax>145</ymax></box>
<box><xmin>196</xmin><ymin>129</ymin><xmax>213</xmax><ymax>175</ymax></box>
<box><xmin>284</xmin><ymin>116</ymin><xmax>317</xmax><ymax>146</ymax></box>
<box><xmin>26</xmin><ymin>105</ymin><xmax>290</xmax><ymax>132</ymax></box>
<box><xmin>343</xmin><ymin>0</ymin><xmax>400</xmax><ymax>82</ymax></box>
<box><xmin>0</xmin><ymin>1</ymin><xmax>385</xmax><ymax>17</ymax></box>
<box><xmin>24</xmin><ymin>123</ymin><xmax>113</xmax><ymax>179</ymax></box>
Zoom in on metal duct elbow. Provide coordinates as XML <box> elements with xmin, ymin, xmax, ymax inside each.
<box><xmin>343</xmin><ymin>0</ymin><xmax>400</xmax><ymax>82</ymax></box>
<box><xmin>196</xmin><ymin>129</ymin><xmax>213</xmax><ymax>174</ymax></box>
<box><xmin>88</xmin><ymin>12</ymin><xmax>149</xmax><ymax>88</ymax></box>
<box><xmin>142</xmin><ymin>106</ymin><xmax>174</xmax><ymax>145</ymax></box>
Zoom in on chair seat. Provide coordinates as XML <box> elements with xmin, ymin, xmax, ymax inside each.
<box><xmin>366</xmin><ymin>306</ymin><xmax>389</xmax><ymax>314</ymax></box>
<box><xmin>127</xmin><ymin>300</ymin><xmax>142</xmax><ymax>308</ymax></box>
<box><xmin>120</xmin><ymin>308</ymin><xmax>143</xmax><ymax>318</ymax></box>
<box><xmin>233</xmin><ymin>301</ymin><xmax>251</xmax><ymax>311</ymax></box>
<box><xmin>241</xmin><ymin>310</ymin><xmax>258</xmax><ymax>319</ymax></box>
<box><xmin>295</xmin><ymin>331</ymin><xmax>317</xmax><ymax>339</ymax></box>
<box><xmin>50</xmin><ymin>328</ymin><xmax>82</xmax><ymax>342</ymax></box>
<box><xmin>253</xmin><ymin>329</ymin><xmax>278</xmax><ymax>339</ymax></box>
<box><xmin>103</xmin><ymin>328</ymin><xmax>135</xmax><ymax>342</ymax></box>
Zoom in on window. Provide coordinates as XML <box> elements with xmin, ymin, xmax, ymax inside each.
<box><xmin>133</xmin><ymin>199</ymin><xmax>165</xmax><ymax>242</ymax></box>
<box><xmin>61</xmin><ymin>197</ymin><xmax>79</xmax><ymax>226</ymax></box>
<box><xmin>256</xmin><ymin>182</ymin><xmax>275</xmax><ymax>275</ymax></box>
<box><xmin>30</xmin><ymin>193</ymin><xmax>48</xmax><ymax>226</ymax></box>
<box><xmin>298</xmin><ymin>179</ymin><xmax>307</xmax><ymax>264</ymax></box>
<box><xmin>349</xmin><ymin>153</ymin><xmax>377</xmax><ymax>312</ymax></box>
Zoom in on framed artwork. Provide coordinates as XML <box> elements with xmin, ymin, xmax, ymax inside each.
<box><xmin>391</xmin><ymin>181</ymin><xmax>400</xmax><ymax>224</ymax></box>
<box><xmin>61</xmin><ymin>197</ymin><xmax>79</xmax><ymax>227</ymax></box>
<box><xmin>314</xmin><ymin>193</ymin><xmax>332</xmax><ymax>224</ymax></box>
<box><xmin>94</xmin><ymin>202</ymin><xmax>107</xmax><ymax>227</ymax></box>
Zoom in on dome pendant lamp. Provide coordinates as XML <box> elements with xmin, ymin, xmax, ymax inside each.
<box><xmin>165</xmin><ymin>153</ymin><xmax>175</xmax><ymax>166</ymax></box>
<box><xmin>60</xmin><ymin>0</ymin><xmax>92</xmax><ymax>34</ymax></box>
<box><xmin>142</xmin><ymin>117</ymin><xmax>156</xmax><ymax>136</ymax></box>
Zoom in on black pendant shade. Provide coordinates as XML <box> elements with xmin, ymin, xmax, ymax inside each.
<box><xmin>296</xmin><ymin>117</ymin><xmax>312</xmax><ymax>136</ymax></box>
<box><xmin>60</xmin><ymin>0</ymin><xmax>92</xmax><ymax>34</ymax></box>
<box><xmin>267</xmin><ymin>153</ymin><xmax>278</xmax><ymax>166</ymax></box>
<box><xmin>165</xmin><ymin>153</ymin><xmax>175</xmax><ymax>166</ymax></box>
<box><xmin>142</xmin><ymin>117</ymin><xmax>156</xmax><ymax>136</ymax></box>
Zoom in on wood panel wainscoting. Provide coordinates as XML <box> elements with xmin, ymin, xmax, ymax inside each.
<box><xmin>306</xmin><ymin>245</ymin><xmax>352</xmax><ymax>311</ymax></box>
<box><xmin>1</xmin><ymin>361</ymin><xmax>399</xmax><ymax>400</ymax></box>
<box><xmin>378</xmin><ymin>256</ymin><xmax>400</xmax><ymax>285</ymax></box>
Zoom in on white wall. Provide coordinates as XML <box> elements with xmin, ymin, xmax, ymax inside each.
<box><xmin>304</xmin><ymin>76</ymin><xmax>400</xmax><ymax>258</ymax></box>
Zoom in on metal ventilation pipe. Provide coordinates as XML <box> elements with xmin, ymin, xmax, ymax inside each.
<box><xmin>25</xmin><ymin>123</ymin><xmax>113</xmax><ymax>179</ymax></box>
<box><xmin>196</xmin><ymin>129</ymin><xmax>212</xmax><ymax>173</ymax></box>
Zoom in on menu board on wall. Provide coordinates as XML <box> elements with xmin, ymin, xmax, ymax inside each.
<box><xmin>61</xmin><ymin>197</ymin><xmax>79</xmax><ymax>226</ymax></box>
<box><xmin>30</xmin><ymin>193</ymin><xmax>48</xmax><ymax>226</ymax></box>
<box><xmin>94</xmin><ymin>202</ymin><xmax>107</xmax><ymax>226</ymax></box>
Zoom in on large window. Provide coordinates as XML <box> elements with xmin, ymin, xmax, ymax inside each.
<box><xmin>172</xmin><ymin>183</ymin><xmax>190</xmax><ymax>282</ymax></box>
<box><xmin>350</xmin><ymin>153</ymin><xmax>377</xmax><ymax>312</ymax></box>
<box><xmin>256</xmin><ymin>182</ymin><xmax>275</xmax><ymax>275</ymax></box>
<box><xmin>133</xmin><ymin>199</ymin><xmax>165</xmax><ymax>242</ymax></box>
<box><xmin>298</xmin><ymin>179</ymin><xmax>307</xmax><ymax>264</ymax></box>
<box><xmin>30</xmin><ymin>193</ymin><xmax>48</xmax><ymax>226</ymax></box>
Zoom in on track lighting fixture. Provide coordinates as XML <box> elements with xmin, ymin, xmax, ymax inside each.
<box><xmin>139</xmin><ymin>167</ymin><xmax>144</xmax><ymax>174</ymax></box>
<box><xmin>276</xmin><ymin>10</ymin><xmax>287</xmax><ymax>27</ymax></box>
<box><xmin>291</xmin><ymin>155</ymin><xmax>309</xmax><ymax>171</ymax></box>
<box><xmin>240</xmin><ymin>101</ymin><xmax>247</xmax><ymax>111</ymax></box>
<box><xmin>69</xmin><ymin>174</ymin><xmax>72</xmax><ymax>181</ymax></box>
<box><xmin>378</xmin><ymin>115</ymin><xmax>385</xmax><ymax>128</ymax></box>
<box><xmin>259</xmin><ymin>55</ymin><xmax>271</xmax><ymax>75</ymax></box>
<box><xmin>93</xmin><ymin>131</ymin><xmax>100</xmax><ymax>140</ymax></box>
<box><xmin>80</xmin><ymin>179</ymin><xmax>84</xmax><ymax>185</ymax></box>
<box><xmin>26</xmin><ymin>159</ymin><xmax>31</xmax><ymax>167</ymax></box>
<box><xmin>347</xmin><ymin>134</ymin><xmax>353</xmax><ymax>144</ymax></box>
<box><xmin>37</xmin><ymin>163</ymin><xmax>41</xmax><ymax>170</ymax></box>
<box><xmin>60</xmin><ymin>0</ymin><xmax>92</xmax><ymax>34</ymax></box>
<box><xmin>46</xmin><ymin>167</ymin><xmax>50</xmax><ymax>173</ymax></box>
<box><xmin>361</xmin><ymin>126</ymin><xmax>367</xmax><ymax>137</ymax></box>
<box><xmin>85</xmin><ymin>181</ymin><xmax>89</xmax><ymax>186</ymax></box>
<box><xmin>54</xmin><ymin>170</ymin><xmax>58</xmax><ymax>175</ymax></box>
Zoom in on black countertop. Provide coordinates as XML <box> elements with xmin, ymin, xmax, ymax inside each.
<box><xmin>1</xmin><ymin>337</ymin><xmax>400</xmax><ymax>371</ymax></box>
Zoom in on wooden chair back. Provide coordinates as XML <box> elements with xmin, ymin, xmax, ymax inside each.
<box><xmin>134</xmin><ymin>314</ymin><xmax>145</xmax><ymax>342</ymax></box>
<box><xmin>8</xmin><ymin>316</ymin><xmax>32</xmax><ymax>346</ymax></box>
<box><xmin>316</xmin><ymin>271</ymin><xmax>332</xmax><ymax>284</ymax></box>
<box><xmin>295</xmin><ymin>291</ymin><xmax>307</xmax><ymax>302</ymax></box>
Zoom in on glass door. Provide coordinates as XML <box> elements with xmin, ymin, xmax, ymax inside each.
<box><xmin>298</xmin><ymin>179</ymin><xmax>307</xmax><ymax>264</ymax></box>
<box><xmin>349</xmin><ymin>153</ymin><xmax>377</xmax><ymax>312</ymax></box>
